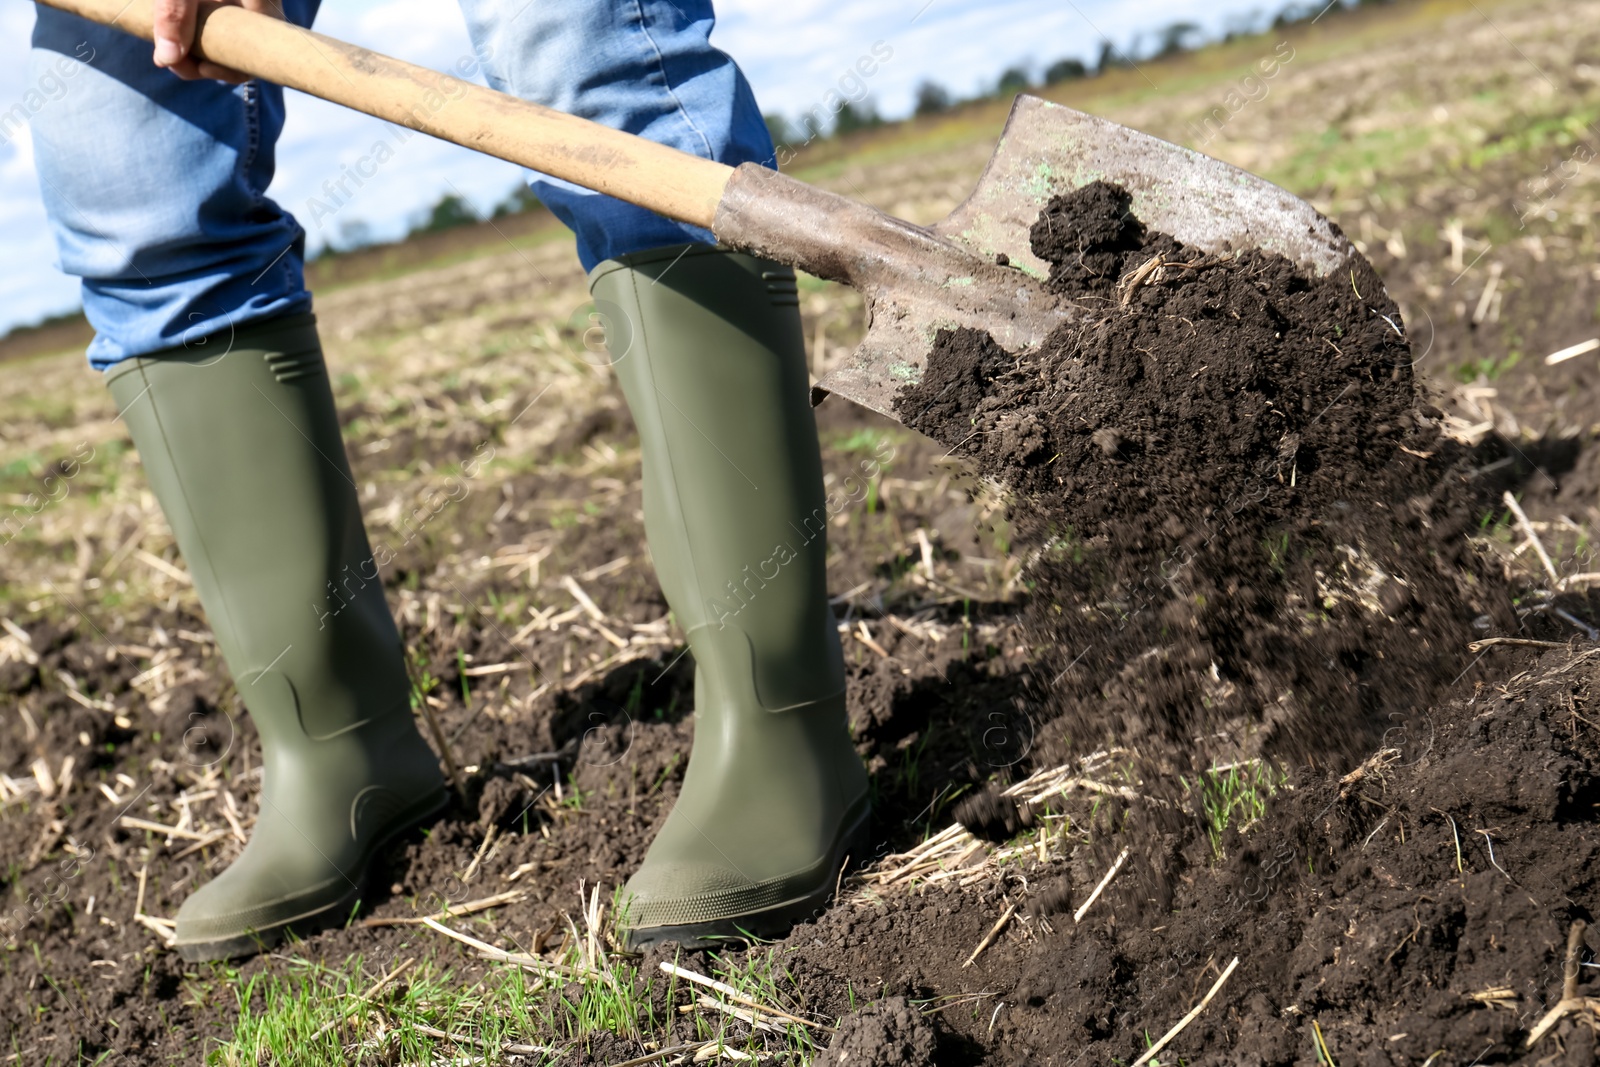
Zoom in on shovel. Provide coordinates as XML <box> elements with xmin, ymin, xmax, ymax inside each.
<box><xmin>40</xmin><ymin>0</ymin><xmax>1362</xmax><ymax>420</ymax></box>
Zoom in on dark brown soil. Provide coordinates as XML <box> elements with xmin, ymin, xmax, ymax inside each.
<box><xmin>898</xmin><ymin>179</ymin><xmax>1522</xmax><ymax>771</ymax></box>
<box><xmin>0</xmin><ymin>391</ymin><xmax>1040</xmax><ymax>1065</ymax></box>
<box><xmin>783</xmin><ymin>647</ymin><xmax>1600</xmax><ymax>1066</ymax></box>
<box><xmin>811</xmin><ymin>996</ymin><xmax>939</xmax><ymax>1066</ymax></box>
<box><xmin>848</xmin><ymin>180</ymin><xmax>1599</xmax><ymax>1064</ymax></box>
<box><xmin>4</xmin><ymin>184</ymin><xmax>1599</xmax><ymax>1066</ymax></box>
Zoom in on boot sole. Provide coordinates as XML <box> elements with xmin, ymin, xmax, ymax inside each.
<box><xmin>624</xmin><ymin>802</ymin><xmax>872</xmax><ymax>952</ymax></box>
<box><xmin>175</xmin><ymin>786</ymin><xmax>450</xmax><ymax>963</ymax></box>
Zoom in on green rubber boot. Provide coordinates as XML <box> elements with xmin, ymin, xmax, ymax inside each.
<box><xmin>105</xmin><ymin>313</ymin><xmax>447</xmax><ymax>963</ymax></box>
<box><xmin>591</xmin><ymin>245</ymin><xmax>871</xmax><ymax>949</ymax></box>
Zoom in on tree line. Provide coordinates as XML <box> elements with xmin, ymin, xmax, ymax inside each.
<box><xmin>334</xmin><ymin>0</ymin><xmax>1402</xmax><ymax>256</ymax></box>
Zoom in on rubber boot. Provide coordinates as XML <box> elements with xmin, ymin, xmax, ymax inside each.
<box><xmin>105</xmin><ymin>313</ymin><xmax>447</xmax><ymax>962</ymax></box>
<box><xmin>590</xmin><ymin>245</ymin><xmax>871</xmax><ymax>949</ymax></box>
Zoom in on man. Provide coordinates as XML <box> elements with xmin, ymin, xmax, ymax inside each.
<box><xmin>28</xmin><ymin>0</ymin><xmax>868</xmax><ymax>961</ymax></box>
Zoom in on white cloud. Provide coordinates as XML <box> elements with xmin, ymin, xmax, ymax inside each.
<box><xmin>1</xmin><ymin>0</ymin><xmax>1289</xmax><ymax>338</ymax></box>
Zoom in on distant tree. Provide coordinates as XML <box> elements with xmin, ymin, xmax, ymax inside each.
<box><xmin>1155</xmin><ymin>21</ymin><xmax>1203</xmax><ymax>57</ymax></box>
<box><xmin>995</xmin><ymin>65</ymin><xmax>1033</xmax><ymax>96</ymax></box>
<box><xmin>832</xmin><ymin>99</ymin><xmax>881</xmax><ymax>136</ymax></box>
<box><xmin>1221</xmin><ymin>11</ymin><xmax>1264</xmax><ymax>40</ymax></box>
<box><xmin>7</xmin><ymin>307</ymin><xmax>84</xmax><ymax>337</ymax></box>
<box><xmin>413</xmin><ymin>193</ymin><xmax>478</xmax><ymax>235</ymax></box>
<box><xmin>913</xmin><ymin>80</ymin><xmax>952</xmax><ymax>116</ymax></box>
<box><xmin>1094</xmin><ymin>40</ymin><xmax>1131</xmax><ymax>74</ymax></box>
<box><xmin>1272</xmin><ymin>2</ymin><xmax>1322</xmax><ymax>27</ymax></box>
<box><xmin>1043</xmin><ymin>57</ymin><xmax>1088</xmax><ymax>84</ymax></box>
<box><xmin>492</xmin><ymin>184</ymin><xmax>542</xmax><ymax>218</ymax></box>
<box><xmin>764</xmin><ymin>112</ymin><xmax>796</xmax><ymax>148</ymax></box>
<box><xmin>334</xmin><ymin>219</ymin><xmax>374</xmax><ymax>252</ymax></box>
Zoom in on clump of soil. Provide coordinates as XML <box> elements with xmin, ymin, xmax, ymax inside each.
<box><xmin>782</xmin><ymin>648</ymin><xmax>1600</xmax><ymax>1066</ymax></box>
<box><xmin>845</xmin><ymin>179</ymin><xmax>1600</xmax><ymax>1065</ymax></box>
<box><xmin>953</xmin><ymin>784</ymin><xmax>1034</xmax><ymax>841</ymax></box>
<box><xmin>897</xmin><ymin>179</ymin><xmax>1517</xmax><ymax>771</ymax></box>
<box><xmin>811</xmin><ymin>995</ymin><xmax>942</xmax><ymax>1066</ymax></box>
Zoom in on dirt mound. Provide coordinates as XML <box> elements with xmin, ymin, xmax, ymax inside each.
<box><xmin>782</xmin><ymin>647</ymin><xmax>1600</xmax><ymax>1066</ymax></box>
<box><xmin>840</xmin><ymin>181</ymin><xmax>1599</xmax><ymax>1063</ymax></box>
<box><xmin>897</xmin><ymin>179</ymin><xmax>1516</xmax><ymax>772</ymax></box>
<box><xmin>812</xmin><ymin>995</ymin><xmax>942</xmax><ymax>1066</ymax></box>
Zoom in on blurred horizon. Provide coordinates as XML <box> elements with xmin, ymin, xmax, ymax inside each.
<box><xmin>0</xmin><ymin>0</ymin><xmax>1337</xmax><ymax>340</ymax></box>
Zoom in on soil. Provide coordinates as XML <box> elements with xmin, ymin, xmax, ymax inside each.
<box><xmin>852</xmin><ymin>181</ymin><xmax>1599</xmax><ymax>1063</ymax></box>
<box><xmin>0</xmin><ymin>392</ymin><xmax>1042</xmax><ymax>1065</ymax></box>
<box><xmin>4</xmin><ymin>162</ymin><xmax>1600</xmax><ymax>1067</ymax></box>
<box><xmin>898</xmin><ymin>179</ymin><xmax>1523</xmax><ymax>773</ymax></box>
<box><xmin>811</xmin><ymin>996</ymin><xmax>940</xmax><ymax>1066</ymax></box>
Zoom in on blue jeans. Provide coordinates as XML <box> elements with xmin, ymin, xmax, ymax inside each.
<box><xmin>29</xmin><ymin>0</ymin><xmax>774</xmax><ymax>369</ymax></box>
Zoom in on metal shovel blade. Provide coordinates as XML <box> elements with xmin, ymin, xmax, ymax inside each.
<box><xmin>713</xmin><ymin>95</ymin><xmax>1363</xmax><ymax>421</ymax></box>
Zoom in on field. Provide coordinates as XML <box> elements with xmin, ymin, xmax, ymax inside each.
<box><xmin>4</xmin><ymin>0</ymin><xmax>1600</xmax><ymax>1062</ymax></box>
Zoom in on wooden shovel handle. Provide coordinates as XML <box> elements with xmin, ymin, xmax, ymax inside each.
<box><xmin>38</xmin><ymin>0</ymin><xmax>735</xmax><ymax>228</ymax></box>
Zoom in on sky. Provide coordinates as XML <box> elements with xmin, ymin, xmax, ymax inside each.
<box><xmin>0</xmin><ymin>0</ymin><xmax>1291</xmax><ymax>339</ymax></box>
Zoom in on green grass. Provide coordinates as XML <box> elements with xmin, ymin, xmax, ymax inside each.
<box><xmin>827</xmin><ymin>426</ymin><xmax>901</xmax><ymax>455</ymax></box>
<box><xmin>1454</xmin><ymin>349</ymin><xmax>1523</xmax><ymax>382</ymax></box>
<box><xmin>218</xmin><ymin>950</ymin><xmax>574</xmax><ymax>1065</ymax></box>
<box><xmin>219</xmin><ymin>898</ymin><xmax>654</xmax><ymax>1064</ymax></box>
<box><xmin>406</xmin><ymin>647</ymin><xmax>441</xmax><ymax>711</ymax></box>
<box><xmin>1183</xmin><ymin>762</ymin><xmax>1288</xmax><ymax>858</ymax></box>
<box><xmin>698</xmin><ymin>946</ymin><xmax>821</xmax><ymax>1060</ymax></box>
<box><xmin>1264</xmin><ymin>532</ymin><xmax>1292</xmax><ymax>574</ymax></box>
<box><xmin>214</xmin><ymin>907</ymin><xmax>829</xmax><ymax>1065</ymax></box>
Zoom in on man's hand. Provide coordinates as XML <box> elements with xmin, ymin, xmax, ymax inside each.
<box><xmin>153</xmin><ymin>0</ymin><xmax>282</xmax><ymax>83</ymax></box>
